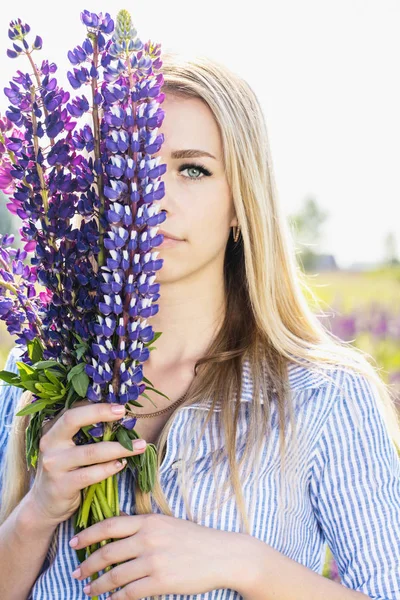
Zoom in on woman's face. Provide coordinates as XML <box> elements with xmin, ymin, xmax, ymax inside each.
<box><xmin>153</xmin><ymin>93</ymin><xmax>237</xmax><ymax>283</ymax></box>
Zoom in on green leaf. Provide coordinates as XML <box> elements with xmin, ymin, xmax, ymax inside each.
<box><xmin>30</xmin><ymin>449</ymin><xmax>39</xmax><ymax>469</ymax></box>
<box><xmin>0</xmin><ymin>370</ymin><xmax>22</xmax><ymax>385</ymax></box>
<box><xmin>26</xmin><ymin>413</ymin><xmax>42</xmax><ymax>469</ymax></box>
<box><xmin>16</xmin><ymin>401</ymin><xmax>47</xmax><ymax>416</ymax></box>
<box><xmin>72</xmin><ymin>332</ymin><xmax>85</xmax><ymax>344</ymax></box>
<box><xmin>34</xmin><ymin>360</ymin><xmax>64</xmax><ymax>371</ymax></box>
<box><xmin>71</xmin><ymin>371</ymin><xmax>89</xmax><ymax>397</ymax></box>
<box><xmin>33</xmin><ymin>392</ymin><xmax>65</xmax><ymax>402</ymax></box>
<box><xmin>35</xmin><ymin>382</ymin><xmax>58</xmax><ymax>394</ymax></box>
<box><xmin>67</xmin><ymin>362</ymin><xmax>86</xmax><ymax>382</ymax></box>
<box><xmin>123</xmin><ymin>428</ymin><xmax>140</xmax><ymax>440</ymax></box>
<box><xmin>16</xmin><ymin>362</ymin><xmax>36</xmax><ymax>379</ymax></box>
<box><xmin>126</xmin><ymin>400</ymin><xmax>144</xmax><ymax>408</ymax></box>
<box><xmin>116</xmin><ymin>427</ymin><xmax>134</xmax><ymax>452</ymax></box>
<box><xmin>20</xmin><ymin>380</ymin><xmax>42</xmax><ymax>394</ymax></box>
<box><xmin>141</xmin><ymin>375</ymin><xmax>154</xmax><ymax>386</ymax></box>
<box><xmin>144</xmin><ymin>386</ymin><xmax>170</xmax><ymax>401</ymax></box>
<box><xmin>27</xmin><ymin>338</ymin><xmax>44</xmax><ymax>364</ymax></box>
<box><xmin>65</xmin><ymin>386</ymin><xmax>78</xmax><ymax>409</ymax></box>
<box><xmin>44</xmin><ymin>369</ymin><xmax>63</xmax><ymax>387</ymax></box>
<box><xmin>75</xmin><ymin>345</ymin><xmax>87</xmax><ymax>361</ymax></box>
<box><xmin>143</xmin><ymin>331</ymin><xmax>162</xmax><ymax>347</ymax></box>
<box><xmin>140</xmin><ymin>392</ymin><xmax>157</xmax><ymax>408</ymax></box>
<box><xmin>138</xmin><ymin>444</ymin><xmax>157</xmax><ymax>493</ymax></box>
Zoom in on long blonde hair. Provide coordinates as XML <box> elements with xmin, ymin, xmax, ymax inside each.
<box><xmin>1</xmin><ymin>52</ymin><xmax>399</xmax><ymax>540</ymax></box>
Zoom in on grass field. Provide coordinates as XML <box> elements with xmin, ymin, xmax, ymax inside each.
<box><xmin>303</xmin><ymin>267</ymin><xmax>400</xmax><ymax>312</ymax></box>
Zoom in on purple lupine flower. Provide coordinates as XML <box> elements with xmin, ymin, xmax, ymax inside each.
<box><xmin>69</xmin><ymin>8</ymin><xmax>167</xmax><ymax>409</ymax></box>
<box><xmin>0</xmin><ymin>234</ymin><xmax>43</xmax><ymax>352</ymax></box>
<box><xmin>1</xmin><ymin>9</ymin><xmax>168</xmax><ymax>422</ymax></box>
<box><xmin>0</xmin><ymin>16</ymin><xmax>116</xmax><ymax>363</ymax></box>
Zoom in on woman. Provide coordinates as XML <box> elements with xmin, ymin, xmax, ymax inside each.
<box><xmin>0</xmin><ymin>52</ymin><xmax>399</xmax><ymax>600</ymax></box>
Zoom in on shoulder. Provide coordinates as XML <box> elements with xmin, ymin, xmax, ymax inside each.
<box><xmin>308</xmin><ymin>363</ymin><xmax>399</xmax><ymax>475</ymax></box>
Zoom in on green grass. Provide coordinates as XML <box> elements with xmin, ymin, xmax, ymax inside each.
<box><xmin>303</xmin><ymin>267</ymin><xmax>400</xmax><ymax>313</ymax></box>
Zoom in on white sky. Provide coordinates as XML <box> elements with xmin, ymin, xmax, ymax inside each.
<box><xmin>0</xmin><ymin>0</ymin><xmax>398</xmax><ymax>269</ymax></box>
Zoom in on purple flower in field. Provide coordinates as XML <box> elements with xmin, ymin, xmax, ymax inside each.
<box><xmin>329</xmin><ymin>555</ymin><xmax>340</xmax><ymax>582</ymax></box>
<box><xmin>369</xmin><ymin>309</ymin><xmax>389</xmax><ymax>338</ymax></box>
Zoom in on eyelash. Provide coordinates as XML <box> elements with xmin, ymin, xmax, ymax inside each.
<box><xmin>178</xmin><ymin>162</ymin><xmax>212</xmax><ymax>182</ymax></box>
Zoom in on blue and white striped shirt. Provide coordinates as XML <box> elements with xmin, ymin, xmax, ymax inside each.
<box><xmin>1</xmin><ymin>346</ymin><xmax>399</xmax><ymax>600</ymax></box>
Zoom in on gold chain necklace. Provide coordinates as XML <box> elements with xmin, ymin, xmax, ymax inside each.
<box><xmin>128</xmin><ymin>390</ymin><xmax>188</xmax><ymax>419</ymax></box>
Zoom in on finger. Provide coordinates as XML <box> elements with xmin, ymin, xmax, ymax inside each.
<box><xmin>81</xmin><ymin>558</ymin><xmax>150</xmax><ymax>598</ymax></box>
<box><xmin>109</xmin><ymin>574</ymin><xmax>155</xmax><ymax>600</ymax></box>
<box><xmin>70</xmin><ymin>516</ymin><xmax>142</xmax><ymax>549</ymax></box>
<box><xmin>41</xmin><ymin>399</ymin><xmax>90</xmax><ymax>436</ymax></box>
<box><xmin>60</xmin><ymin>439</ymin><xmax>147</xmax><ymax>470</ymax></box>
<box><xmin>73</xmin><ymin>537</ymin><xmax>138</xmax><ymax>582</ymax></box>
<box><xmin>42</xmin><ymin>403</ymin><xmax>127</xmax><ymax>449</ymax></box>
<box><xmin>67</xmin><ymin>456</ymin><xmax>130</xmax><ymax>490</ymax></box>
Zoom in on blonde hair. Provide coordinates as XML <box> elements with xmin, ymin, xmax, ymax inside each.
<box><xmin>1</xmin><ymin>54</ymin><xmax>399</xmax><ymax>548</ymax></box>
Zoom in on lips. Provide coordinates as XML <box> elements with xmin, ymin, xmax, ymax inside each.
<box><xmin>157</xmin><ymin>229</ymin><xmax>183</xmax><ymax>241</ymax></box>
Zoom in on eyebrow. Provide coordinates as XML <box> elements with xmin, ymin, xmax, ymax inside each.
<box><xmin>170</xmin><ymin>149</ymin><xmax>217</xmax><ymax>160</ymax></box>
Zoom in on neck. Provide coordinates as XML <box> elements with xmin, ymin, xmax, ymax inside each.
<box><xmin>145</xmin><ymin>269</ymin><xmax>226</xmax><ymax>370</ymax></box>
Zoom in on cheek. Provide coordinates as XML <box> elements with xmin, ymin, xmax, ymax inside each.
<box><xmin>187</xmin><ymin>183</ymin><xmax>233</xmax><ymax>240</ymax></box>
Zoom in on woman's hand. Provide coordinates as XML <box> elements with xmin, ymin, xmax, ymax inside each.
<box><xmin>70</xmin><ymin>513</ymin><xmax>249</xmax><ymax>599</ymax></box>
<box><xmin>26</xmin><ymin>401</ymin><xmax>147</xmax><ymax>527</ymax></box>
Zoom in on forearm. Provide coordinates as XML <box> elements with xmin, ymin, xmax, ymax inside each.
<box><xmin>0</xmin><ymin>492</ymin><xmax>58</xmax><ymax>600</ymax></box>
<box><xmin>227</xmin><ymin>534</ymin><xmax>369</xmax><ymax>600</ymax></box>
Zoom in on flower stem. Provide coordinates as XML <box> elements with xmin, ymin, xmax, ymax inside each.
<box><xmin>90</xmin><ymin>34</ymin><xmax>106</xmax><ymax>268</ymax></box>
<box><xmin>92</xmin><ymin>485</ymin><xmax>113</xmax><ymax>575</ymax></box>
<box><xmin>80</xmin><ymin>483</ymin><xmax>97</xmax><ymax>528</ymax></box>
<box><xmin>113</xmin><ymin>474</ymin><xmax>120</xmax><ymax>516</ymax></box>
<box><xmin>95</xmin><ymin>484</ymin><xmax>113</xmax><ymax>519</ymax></box>
<box><xmin>106</xmin><ymin>474</ymin><xmax>114</xmax><ymax>516</ymax></box>
<box><xmin>92</xmin><ymin>490</ymin><xmax>103</xmax><ymax>522</ymax></box>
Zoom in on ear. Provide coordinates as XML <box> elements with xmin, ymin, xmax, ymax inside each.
<box><xmin>230</xmin><ymin>213</ymin><xmax>239</xmax><ymax>228</ymax></box>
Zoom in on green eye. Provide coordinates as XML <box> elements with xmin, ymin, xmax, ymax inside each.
<box><xmin>178</xmin><ymin>162</ymin><xmax>212</xmax><ymax>182</ymax></box>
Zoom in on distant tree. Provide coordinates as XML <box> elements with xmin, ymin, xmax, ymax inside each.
<box><xmin>383</xmin><ymin>231</ymin><xmax>400</xmax><ymax>266</ymax></box>
<box><xmin>287</xmin><ymin>195</ymin><xmax>329</xmax><ymax>272</ymax></box>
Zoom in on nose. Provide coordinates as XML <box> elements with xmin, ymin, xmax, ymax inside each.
<box><xmin>156</xmin><ymin>162</ymin><xmax>176</xmax><ymax>215</ymax></box>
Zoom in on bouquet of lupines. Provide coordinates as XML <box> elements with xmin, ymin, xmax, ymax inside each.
<box><xmin>0</xmin><ymin>5</ymin><xmax>169</xmax><ymax>573</ymax></box>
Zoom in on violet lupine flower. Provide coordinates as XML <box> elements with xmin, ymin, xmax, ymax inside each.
<box><xmin>0</xmin><ymin>115</ymin><xmax>24</xmax><ymax>195</ymax></box>
<box><xmin>0</xmin><ymin>233</ymin><xmax>43</xmax><ymax>356</ymax></box>
<box><xmin>1</xmin><ymin>17</ymin><xmax>117</xmax><ymax>364</ymax></box>
<box><xmin>1</xmin><ymin>9</ymin><xmax>168</xmax><ymax>417</ymax></box>
<box><xmin>76</xmin><ymin>9</ymin><xmax>167</xmax><ymax>407</ymax></box>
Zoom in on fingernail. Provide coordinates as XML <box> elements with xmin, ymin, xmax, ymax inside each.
<box><xmin>83</xmin><ymin>584</ymin><xmax>91</xmax><ymax>595</ymax></box>
<box><xmin>72</xmin><ymin>567</ymin><xmax>81</xmax><ymax>578</ymax></box>
<box><xmin>133</xmin><ymin>439</ymin><xmax>146</xmax><ymax>450</ymax></box>
<box><xmin>111</xmin><ymin>404</ymin><xmax>125</xmax><ymax>414</ymax></box>
<box><xmin>69</xmin><ymin>536</ymin><xmax>78</xmax><ymax>548</ymax></box>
